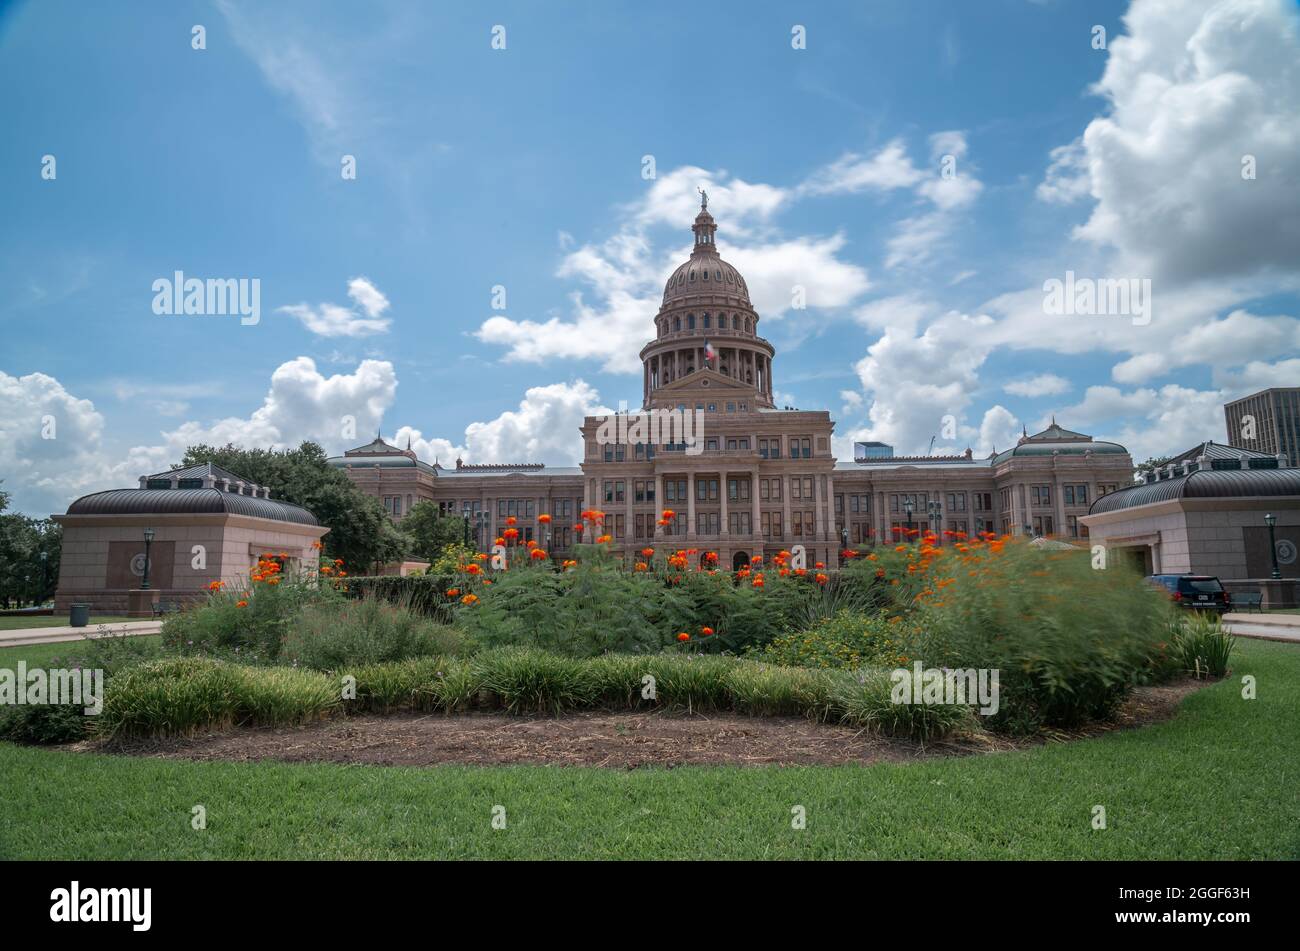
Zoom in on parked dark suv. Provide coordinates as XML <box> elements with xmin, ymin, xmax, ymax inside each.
<box><xmin>1147</xmin><ymin>574</ymin><xmax>1231</xmax><ymax>613</ymax></box>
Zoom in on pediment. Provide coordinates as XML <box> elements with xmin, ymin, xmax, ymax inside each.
<box><xmin>658</xmin><ymin>368</ymin><xmax>754</xmax><ymax>393</ymax></box>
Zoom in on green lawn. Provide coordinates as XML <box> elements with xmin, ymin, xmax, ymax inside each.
<box><xmin>1</xmin><ymin>638</ymin><xmax>1297</xmax><ymax>860</ymax></box>
<box><xmin>0</xmin><ymin>614</ymin><xmax>137</xmax><ymax>631</ymax></box>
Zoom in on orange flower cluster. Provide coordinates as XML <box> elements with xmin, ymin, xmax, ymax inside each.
<box><xmin>580</xmin><ymin>509</ymin><xmax>606</xmax><ymax>525</ymax></box>
<box><xmin>208</xmin><ymin>580</ymin><xmax>224</xmax><ymax>591</ymax></box>
<box><xmin>538</xmin><ymin>513</ymin><xmax>552</xmax><ymax>524</ymax></box>
<box><xmin>529</xmin><ymin>548</ymin><xmax>548</xmax><ymax>561</ymax></box>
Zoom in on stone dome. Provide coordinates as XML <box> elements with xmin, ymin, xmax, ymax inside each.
<box><xmin>661</xmin><ymin>207</ymin><xmax>751</xmax><ymax>304</ymax></box>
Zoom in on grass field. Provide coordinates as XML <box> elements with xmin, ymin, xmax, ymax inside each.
<box><xmin>1</xmin><ymin>638</ymin><xmax>1297</xmax><ymax>860</ymax></box>
<box><xmin>0</xmin><ymin>615</ymin><xmax>137</xmax><ymax>631</ymax></box>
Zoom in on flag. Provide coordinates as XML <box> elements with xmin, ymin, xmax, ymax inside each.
<box><xmin>703</xmin><ymin>339</ymin><xmax>716</xmax><ymax>363</ymax></box>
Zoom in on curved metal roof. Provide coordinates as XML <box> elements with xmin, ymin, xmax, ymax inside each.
<box><xmin>1088</xmin><ymin>468</ymin><xmax>1300</xmax><ymax>515</ymax></box>
<box><xmin>66</xmin><ymin>488</ymin><xmax>319</xmax><ymax>525</ymax></box>
<box><xmin>327</xmin><ymin>454</ymin><xmax>438</xmax><ymax>473</ymax></box>
<box><xmin>992</xmin><ymin>440</ymin><xmax>1128</xmax><ymax>465</ymax></box>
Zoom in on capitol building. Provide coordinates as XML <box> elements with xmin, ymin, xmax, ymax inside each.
<box><xmin>330</xmin><ymin>201</ymin><xmax>1134</xmax><ymax>569</ymax></box>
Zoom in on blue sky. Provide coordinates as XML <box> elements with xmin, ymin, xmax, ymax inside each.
<box><xmin>2</xmin><ymin>0</ymin><xmax>1298</xmax><ymax>516</ymax></box>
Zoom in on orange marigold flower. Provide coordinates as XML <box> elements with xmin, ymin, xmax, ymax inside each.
<box><xmin>814</xmin><ymin>562</ymin><xmax>825</xmax><ymax>570</ymax></box>
<box><xmin>460</xmin><ymin>593</ymin><xmax>479</xmax><ymax>605</ymax></box>
<box><xmin>236</xmin><ymin>599</ymin><xmax>248</xmax><ymax>608</ymax></box>
<box><xmin>634</xmin><ymin>561</ymin><xmax>649</xmax><ymax>571</ymax></box>
<box><xmin>267</xmin><ymin>577</ymin><xmax>281</xmax><ymax>585</ymax></box>
<box><xmin>640</xmin><ymin>547</ymin><xmax>655</xmax><ymax>558</ymax></box>
<box><xmin>505</xmin><ymin>516</ymin><xmax>518</xmax><ymax>526</ymax></box>
<box><xmin>530</xmin><ymin>548</ymin><xmax>548</xmax><ymax>560</ymax></box>
<box><xmin>503</xmin><ymin>528</ymin><xmax>520</xmax><ymax>541</ymax></box>
<box><xmin>661</xmin><ymin>509</ymin><xmax>676</xmax><ymax>520</ymax></box>
<box><xmin>311</xmin><ymin>541</ymin><xmax>323</xmax><ymax>550</ymax></box>
<box><xmin>538</xmin><ymin>513</ymin><xmax>552</xmax><ymax>524</ymax></box>
<box><xmin>333</xmin><ymin>558</ymin><xmax>343</xmax><ymax>566</ymax></box>
<box><xmin>815</xmin><ymin>573</ymin><xmax>829</xmax><ymax>585</ymax></box>
<box><xmin>465</xmin><ymin>563</ymin><xmax>482</xmax><ymax>575</ymax></box>
<box><xmin>446</xmin><ymin>588</ymin><xmax>461</xmax><ymax>598</ymax></box>
<box><xmin>676</xmin><ymin>632</ymin><xmax>690</xmax><ymax>642</ymax></box>
<box><xmin>208</xmin><ymin>580</ymin><xmax>224</xmax><ymax>591</ymax></box>
<box><xmin>596</xmin><ymin>534</ymin><xmax>613</xmax><ymax>544</ymax></box>
<box><xmin>701</xmin><ymin>626</ymin><xmax>714</xmax><ymax>636</ymax></box>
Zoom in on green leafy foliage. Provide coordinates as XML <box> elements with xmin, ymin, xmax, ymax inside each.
<box><xmin>180</xmin><ymin>441</ymin><xmax>407</xmax><ymax>571</ymax></box>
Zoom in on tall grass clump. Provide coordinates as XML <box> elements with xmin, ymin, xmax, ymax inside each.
<box><xmin>1175</xmin><ymin>612</ymin><xmax>1236</xmax><ymax>679</ymax></box>
<box><xmin>876</xmin><ymin>535</ymin><xmax>1174</xmax><ymax>733</ymax></box>
<box><xmin>99</xmin><ymin>657</ymin><xmax>337</xmax><ymax>739</ymax></box>
<box><xmin>282</xmin><ymin>595</ymin><xmax>470</xmax><ymax>670</ymax></box>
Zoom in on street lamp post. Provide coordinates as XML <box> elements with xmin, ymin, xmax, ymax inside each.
<box><xmin>903</xmin><ymin>497</ymin><xmax>915</xmax><ymax>536</ymax></box>
<box><xmin>39</xmin><ymin>550</ymin><xmax>48</xmax><ymax>601</ymax></box>
<box><xmin>461</xmin><ymin>504</ymin><xmax>471</xmax><ymax>548</ymax></box>
<box><xmin>141</xmin><ymin>527</ymin><xmax>155</xmax><ymax>590</ymax></box>
<box><xmin>927</xmin><ymin>499</ymin><xmax>943</xmax><ymax>540</ymax></box>
<box><xmin>1265</xmin><ymin>513</ymin><xmax>1282</xmax><ymax>580</ymax></box>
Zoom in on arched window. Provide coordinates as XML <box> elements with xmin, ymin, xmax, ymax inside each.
<box><xmin>689</xmin><ymin>270</ymin><xmax>696</xmax><ymax>282</ymax></box>
<box><xmin>732</xmin><ymin>315</ymin><xmax>739</xmax><ymax>330</ymax></box>
<box><xmin>702</xmin><ymin>269</ymin><xmax>709</xmax><ymax>281</ymax></box>
<box><xmin>688</xmin><ymin>314</ymin><xmax>696</xmax><ymax>329</ymax></box>
<box><xmin>673</xmin><ymin>316</ymin><xmax>681</xmax><ymax>331</ymax></box>
<box><xmin>745</xmin><ymin>318</ymin><xmax>751</xmax><ymax>333</ymax></box>
<box><xmin>702</xmin><ymin>314</ymin><xmax>710</xmax><ymax>328</ymax></box>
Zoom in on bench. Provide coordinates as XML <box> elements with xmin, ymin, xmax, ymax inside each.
<box><xmin>151</xmin><ymin>600</ymin><xmax>184</xmax><ymax>619</ymax></box>
<box><xmin>1231</xmin><ymin>591</ymin><xmax>1263</xmax><ymax>613</ymax></box>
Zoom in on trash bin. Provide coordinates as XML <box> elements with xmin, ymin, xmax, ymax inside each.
<box><xmin>69</xmin><ymin>603</ymin><xmax>91</xmax><ymax>627</ymax></box>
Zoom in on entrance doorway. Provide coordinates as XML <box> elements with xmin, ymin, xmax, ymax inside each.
<box><xmin>732</xmin><ymin>551</ymin><xmax>750</xmax><ymax>571</ymax></box>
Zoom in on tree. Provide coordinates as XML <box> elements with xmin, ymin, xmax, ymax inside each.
<box><xmin>1134</xmin><ymin>455</ymin><xmax>1173</xmax><ymax>479</ymax></box>
<box><xmin>0</xmin><ymin>501</ymin><xmax>60</xmax><ymax>608</ymax></box>
<box><xmin>400</xmin><ymin>501</ymin><xmax>468</xmax><ymax>564</ymax></box>
<box><xmin>180</xmin><ymin>442</ymin><xmax>408</xmax><ymax>572</ymax></box>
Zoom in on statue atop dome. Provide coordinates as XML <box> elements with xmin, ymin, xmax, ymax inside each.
<box><xmin>698</xmin><ymin>187</ymin><xmax>708</xmax><ymax>210</ymax></box>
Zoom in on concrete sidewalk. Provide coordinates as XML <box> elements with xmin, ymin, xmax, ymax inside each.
<box><xmin>0</xmin><ymin>620</ymin><xmax>163</xmax><ymax>649</ymax></box>
<box><xmin>1222</xmin><ymin>612</ymin><xmax>1300</xmax><ymax>643</ymax></box>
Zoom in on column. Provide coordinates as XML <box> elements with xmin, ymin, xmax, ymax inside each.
<box><xmin>1053</xmin><ymin>474</ymin><xmax>1066</xmax><ymax>538</ymax></box>
<box><xmin>813</xmin><ymin>474</ymin><xmax>824</xmax><ymax>546</ymax></box>
<box><xmin>625</xmin><ymin>482</ymin><xmax>634</xmax><ymax>554</ymax></box>
<box><xmin>751</xmin><ymin>469</ymin><xmax>761</xmax><ymax>546</ymax></box>
<box><xmin>825</xmin><ymin>473</ymin><xmax>836</xmax><ymax>548</ymax></box>
<box><xmin>720</xmin><ymin>471</ymin><xmax>729</xmax><ymax>537</ymax></box>
<box><xmin>687</xmin><ymin>472</ymin><xmax>696</xmax><ymax>539</ymax></box>
<box><xmin>654</xmin><ymin>473</ymin><xmax>665</xmax><ymax>539</ymax></box>
<box><xmin>782</xmin><ymin>476</ymin><xmax>793</xmax><ymax>546</ymax></box>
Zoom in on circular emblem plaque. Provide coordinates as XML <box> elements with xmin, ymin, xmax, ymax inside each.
<box><xmin>130</xmin><ymin>553</ymin><xmax>150</xmax><ymax>577</ymax></box>
<box><xmin>1276</xmin><ymin>539</ymin><xmax>1297</xmax><ymax>567</ymax></box>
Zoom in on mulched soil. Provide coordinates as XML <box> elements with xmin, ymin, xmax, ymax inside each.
<box><xmin>86</xmin><ymin>678</ymin><xmax>1215</xmax><ymax>769</ymax></box>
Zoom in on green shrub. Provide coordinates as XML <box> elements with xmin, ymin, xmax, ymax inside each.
<box><xmin>344</xmin><ymin>574</ymin><xmax>457</xmax><ymax>620</ymax></box>
<box><xmin>756</xmin><ymin>609</ymin><xmax>913</xmax><ymax>669</ymax></box>
<box><xmin>830</xmin><ymin>668</ymin><xmax>974</xmax><ymax>742</ymax></box>
<box><xmin>0</xmin><ymin>631</ymin><xmax>167</xmax><ymax>745</ymax></box>
<box><xmin>898</xmin><ymin>539</ymin><xmax>1174</xmax><ymax>732</ymax></box>
<box><xmin>282</xmin><ymin>595</ymin><xmax>470</xmax><ymax>670</ymax></box>
<box><xmin>99</xmin><ymin>657</ymin><xmax>337</xmax><ymax>739</ymax></box>
<box><xmin>0</xmin><ymin>703</ymin><xmax>89</xmax><ymax>744</ymax></box>
<box><xmin>475</xmin><ymin>649</ymin><xmax>598</xmax><ymax>715</ymax></box>
<box><xmin>1175</xmin><ymin>612</ymin><xmax>1236</xmax><ymax>678</ymax></box>
<box><xmin>724</xmin><ymin>663</ymin><xmax>835</xmax><ymax>718</ymax></box>
<box><xmin>161</xmin><ymin>571</ymin><xmax>339</xmax><ymax>661</ymax></box>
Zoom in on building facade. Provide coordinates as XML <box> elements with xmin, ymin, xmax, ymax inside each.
<box><xmin>1224</xmin><ymin>387</ymin><xmax>1300</xmax><ymax>465</ymax></box>
<box><xmin>331</xmin><ymin>202</ymin><xmax>1136</xmax><ymax>567</ymax></box>
<box><xmin>1080</xmin><ymin>443</ymin><xmax>1300</xmax><ymax>605</ymax></box>
<box><xmin>53</xmin><ymin>463</ymin><xmax>328</xmax><ymax>614</ymax></box>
